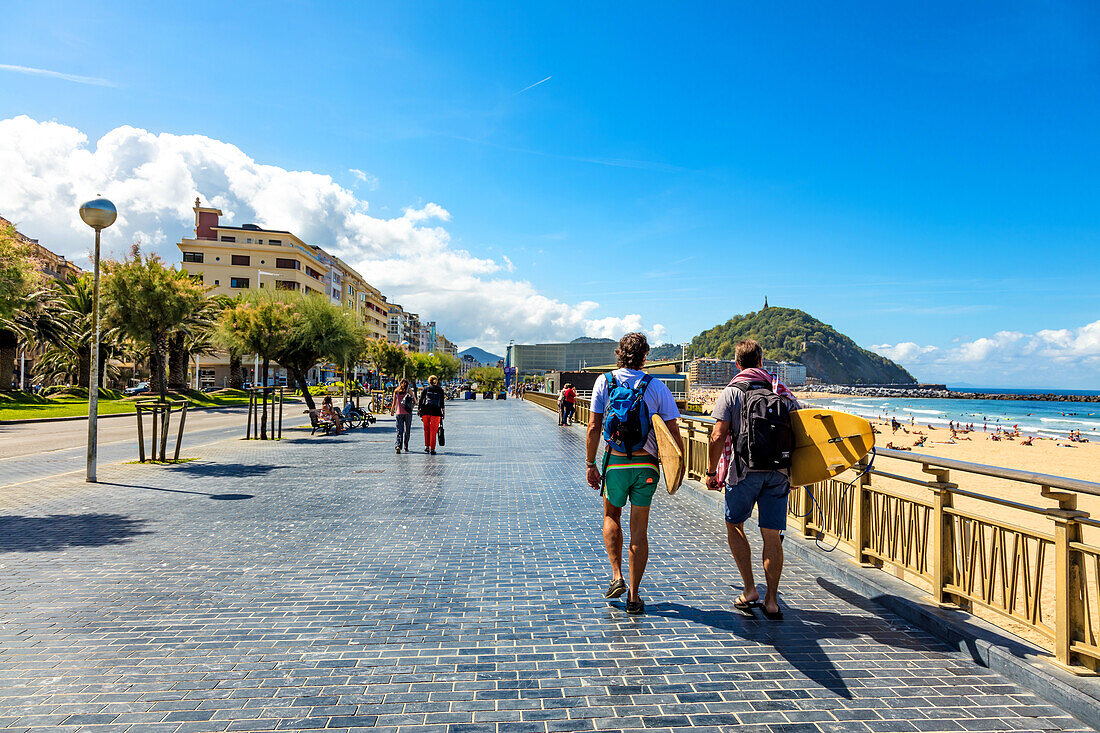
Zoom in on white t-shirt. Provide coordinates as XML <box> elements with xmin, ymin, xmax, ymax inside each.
<box><xmin>590</xmin><ymin>368</ymin><xmax>680</xmax><ymax>456</ymax></box>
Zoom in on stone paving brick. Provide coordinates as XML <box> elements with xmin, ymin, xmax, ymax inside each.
<box><xmin>0</xmin><ymin>402</ymin><xmax>1093</xmax><ymax>732</ymax></box>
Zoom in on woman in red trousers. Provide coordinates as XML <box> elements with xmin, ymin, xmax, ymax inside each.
<box><xmin>417</xmin><ymin>375</ymin><xmax>446</xmax><ymax>454</ymax></box>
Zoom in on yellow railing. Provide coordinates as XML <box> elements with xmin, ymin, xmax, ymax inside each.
<box><xmin>523</xmin><ymin>391</ymin><xmax>1100</xmax><ymax>674</ymax></box>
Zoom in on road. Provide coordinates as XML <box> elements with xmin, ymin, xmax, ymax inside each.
<box><xmin>0</xmin><ymin>405</ymin><xmax>310</xmax><ymax>489</ymax></box>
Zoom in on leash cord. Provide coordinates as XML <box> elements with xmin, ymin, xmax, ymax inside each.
<box><xmin>792</xmin><ymin>447</ymin><xmax>877</xmax><ymax>553</ymax></box>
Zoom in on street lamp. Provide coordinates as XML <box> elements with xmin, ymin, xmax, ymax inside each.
<box><xmin>79</xmin><ymin>197</ymin><xmax>117</xmax><ymax>483</ymax></box>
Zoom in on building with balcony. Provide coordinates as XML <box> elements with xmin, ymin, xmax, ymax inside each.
<box><xmin>177</xmin><ymin>199</ymin><xmax>387</xmax><ymax>385</ymax></box>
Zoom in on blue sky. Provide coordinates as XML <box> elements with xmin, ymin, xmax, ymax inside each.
<box><xmin>2</xmin><ymin>2</ymin><xmax>1099</xmax><ymax>386</ymax></box>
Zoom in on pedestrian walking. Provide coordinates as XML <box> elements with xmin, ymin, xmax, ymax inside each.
<box><xmin>418</xmin><ymin>375</ymin><xmax>446</xmax><ymax>455</ymax></box>
<box><xmin>390</xmin><ymin>379</ymin><xmax>413</xmax><ymax>453</ymax></box>
<box><xmin>705</xmin><ymin>339</ymin><xmax>800</xmax><ymax>621</ymax></box>
<box><xmin>559</xmin><ymin>383</ymin><xmax>577</xmax><ymax>426</ymax></box>
<box><xmin>585</xmin><ymin>332</ymin><xmax>683</xmax><ymax>614</ymax></box>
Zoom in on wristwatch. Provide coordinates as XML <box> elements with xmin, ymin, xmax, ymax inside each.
<box><xmin>586</xmin><ymin>460</ymin><xmax>597</xmax><ymax>467</ymax></box>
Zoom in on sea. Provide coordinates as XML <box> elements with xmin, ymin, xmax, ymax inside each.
<box><xmin>806</xmin><ymin>389</ymin><xmax>1100</xmax><ymax>441</ymax></box>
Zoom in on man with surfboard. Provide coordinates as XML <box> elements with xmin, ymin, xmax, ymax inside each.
<box><xmin>705</xmin><ymin>339</ymin><xmax>800</xmax><ymax>621</ymax></box>
<box><xmin>586</xmin><ymin>332</ymin><xmax>684</xmax><ymax>615</ymax></box>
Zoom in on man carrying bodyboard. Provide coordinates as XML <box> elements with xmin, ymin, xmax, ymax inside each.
<box><xmin>586</xmin><ymin>332</ymin><xmax>683</xmax><ymax>614</ymax></box>
<box><xmin>705</xmin><ymin>339</ymin><xmax>800</xmax><ymax>620</ymax></box>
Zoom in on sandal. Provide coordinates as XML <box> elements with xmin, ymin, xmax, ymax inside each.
<box><xmin>761</xmin><ymin>605</ymin><xmax>784</xmax><ymax>621</ymax></box>
<box><xmin>604</xmin><ymin>578</ymin><xmax>627</xmax><ymax>599</ymax></box>
<box><xmin>733</xmin><ymin>595</ymin><xmax>759</xmax><ymax>617</ymax></box>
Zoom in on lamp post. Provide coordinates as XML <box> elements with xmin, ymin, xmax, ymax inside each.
<box><xmin>79</xmin><ymin>197</ymin><xmax>117</xmax><ymax>483</ymax></box>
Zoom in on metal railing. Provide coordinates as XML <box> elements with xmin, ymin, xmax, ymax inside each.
<box><xmin>523</xmin><ymin>391</ymin><xmax>1100</xmax><ymax>674</ymax></box>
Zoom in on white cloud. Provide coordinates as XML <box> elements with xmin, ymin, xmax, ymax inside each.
<box><xmin>348</xmin><ymin>168</ymin><xmax>379</xmax><ymax>190</ymax></box>
<box><xmin>0</xmin><ymin>115</ymin><xmax>662</xmax><ymax>351</ymax></box>
<box><xmin>0</xmin><ymin>63</ymin><xmax>115</xmax><ymax>87</ymax></box>
<box><xmin>873</xmin><ymin>320</ymin><xmax>1100</xmax><ymax>387</ymax></box>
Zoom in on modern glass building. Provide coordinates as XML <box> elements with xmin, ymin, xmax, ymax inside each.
<box><xmin>506</xmin><ymin>341</ymin><xmax>618</xmax><ymax>376</ymax></box>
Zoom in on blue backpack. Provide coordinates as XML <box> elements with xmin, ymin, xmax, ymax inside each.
<box><xmin>601</xmin><ymin>373</ymin><xmax>653</xmax><ymax>456</ymax></box>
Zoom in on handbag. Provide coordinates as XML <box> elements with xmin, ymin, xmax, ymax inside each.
<box><xmin>437</xmin><ymin>421</ymin><xmax>446</xmax><ymax>446</ymax></box>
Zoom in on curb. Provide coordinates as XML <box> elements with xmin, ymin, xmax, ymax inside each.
<box><xmin>676</xmin><ymin>478</ymin><xmax>1100</xmax><ymax>731</ymax></box>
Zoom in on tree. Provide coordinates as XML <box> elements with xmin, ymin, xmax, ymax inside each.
<box><xmin>272</xmin><ymin>294</ymin><xmax>365</xmax><ymax>422</ymax></box>
<box><xmin>33</xmin><ymin>274</ymin><xmax>128</xmax><ymax>388</ymax></box>
<box><xmin>468</xmin><ymin>366</ymin><xmax>504</xmax><ymax>393</ymax></box>
<box><xmin>166</xmin><ymin>275</ymin><xmax>218</xmax><ymax>390</ymax></box>
<box><xmin>217</xmin><ymin>290</ymin><xmax>296</xmax><ymax>438</ymax></box>
<box><xmin>0</xmin><ymin>222</ymin><xmax>43</xmax><ymax>391</ymax></box>
<box><xmin>364</xmin><ymin>338</ymin><xmax>408</xmax><ymax>382</ymax></box>
<box><xmin>102</xmin><ymin>248</ymin><xmax>207</xmax><ymax>399</ymax></box>
<box><xmin>407</xmin><ymin>351</ymin><xmax>461</xmax><ymax>383</ymax></box>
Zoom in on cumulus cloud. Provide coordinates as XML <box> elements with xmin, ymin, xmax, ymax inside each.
<box><xmin>873</xmin><ymin>320</ymin><xmax>1100</xmax><ymax>386</ymax></box>
<box><xmin>0</xmin><ymin>115</ymin><xmax>664</xmax><ymax>351</ymax></box>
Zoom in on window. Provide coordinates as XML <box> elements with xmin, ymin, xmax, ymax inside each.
<box><xmin>333</xmin><ymin>289</ymin><xmax>341</xmax><ymax>299</ymax></box>
<box><xmin>230</xmin><ymin>277</ymin><xmax>249</xmax><ymax>289</ymax></box>
<box><xmin>220</xmin><ymin>236</ymin><xmax>236</xmax><ymax>242</ymax></box>
<box><xmin>246</xmin><ymin>238</ymin><xmax>252</xmax><ymax>243</ymax></box>
<box><xmin>275</xmin><ymin>258</ymin><xmax>299</xmax><ymax>269</ymax></box>
<box><xmin>231</xmin><ymin>254</ymin><xmax>250</xmax><ymax>266</ymax></box>
<box><xmin>182</xmin><ymin>251</ymin><xmax>204</xmax><ymax>263</ymax></box>
<box><xmin>276</xmin><ymin>280</ymin><xmax>299</xmax><ymax>291</ymax></box>
<box><xmin>268</xmin><ymin>239</ymin><xmax>282</xmax><ymax>245</ymax></box>
<box><xmin>306</xmin><ymin>266</ymin><xmax>323</xmax><ymax>279</ymax></box>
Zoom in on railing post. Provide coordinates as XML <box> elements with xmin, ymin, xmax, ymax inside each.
<box><xmin>1043</xmin><ymin>486</ymin><xmax>1093</xmax><ymax>673</ymax></box>
<box><xmin>850</xmin><ymin>460</ymin><xmax>873</xmax><ymax>566</ymax></box>
<box><xmin>798</xmin><ymin>485</ymin><xmax>813</xmax><ymax>539</ymax></box>
<box><xmin>926</xmin><ymin>465</ymin><xmax>954</xmax><ymax>605</ymax></box>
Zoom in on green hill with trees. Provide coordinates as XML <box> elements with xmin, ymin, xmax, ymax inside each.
<box><xmin>687</xmin><ymin>307</ymin><xmax>915</xmax><ymax>385</ymax></box>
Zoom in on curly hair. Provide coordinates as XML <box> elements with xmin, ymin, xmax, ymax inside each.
<box><xmin>616</xmin><ymin>332</ymin><xmax>650</xmax><ymax>369</ymax></box>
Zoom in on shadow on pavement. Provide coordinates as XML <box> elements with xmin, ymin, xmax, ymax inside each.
<box><xmin>162</xmin><ymin>462</ymin><xmax>284</xmax><ymax>479</ymax></box>
<box><xmin>98</xmin><ymin>481</ymin><xmax>256</xmax><ymax>501</ymax></box>
<box><xmin>651</xmin><ymin>582</ymin><xmax>939</xmax><ymax>700</ymax></box>
<box><xmin>0</xmin><ymin>513</ymin><xmax>151</xmax><ymax>553</ymax></box>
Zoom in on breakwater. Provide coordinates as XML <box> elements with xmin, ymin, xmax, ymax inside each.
<box><xmin>801</xmin><ymin>385</ymin><xmax>1100</xmax><ymax>403</ymax></box>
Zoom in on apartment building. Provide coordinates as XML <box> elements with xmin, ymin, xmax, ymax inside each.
<box><xmin>1</xmin><ymin>215</ymin><xmax>82</xmax><ymax>283</ymax></box>
<box><xmin>178</xmin><ymin>199</ymin><xmax>387</xmax><ymax>385</ymax></box>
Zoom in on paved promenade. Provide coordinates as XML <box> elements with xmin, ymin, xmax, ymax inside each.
<box><xmin>0</xmin><ymin>401</ymin><xmax>1089</xmax><ymax>732</ymax></box>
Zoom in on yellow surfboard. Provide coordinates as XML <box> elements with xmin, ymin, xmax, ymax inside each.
<box><xmin>789</xmin><ymin>409</ymin><xmax>875</xmax><ymax>487</ymax></box>
<box><xmin>651</xmin><ymin>415</ymin><xmax>685</xmax><ymax>494</ymax></box>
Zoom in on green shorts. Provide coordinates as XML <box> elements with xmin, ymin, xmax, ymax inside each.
<box><xmin>601</xmin><ymin>452</ymin><xmax>660</xmax><ymax>508</ymax></box>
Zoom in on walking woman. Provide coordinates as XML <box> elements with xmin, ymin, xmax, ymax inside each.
<box><xmin>390</xmin><ymin>379</ymin><xmax>413</xmax><ymax>453</ymax></box>
<box><xmin>418</xmin><ymin>375</ymin><xmax>446</xmax><ymax>454</ymax></box>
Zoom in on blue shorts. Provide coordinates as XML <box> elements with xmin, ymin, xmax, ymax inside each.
<box><xmin>725</xmin><ymin>471</ymin><xmax>790</xmax><ymax>531</ymax></box>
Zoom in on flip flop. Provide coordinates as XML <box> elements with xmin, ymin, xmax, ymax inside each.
<box><xmin>733</xmin><ymin>596</ymin><xmax>759</xmax><ymax>617</ymax></box>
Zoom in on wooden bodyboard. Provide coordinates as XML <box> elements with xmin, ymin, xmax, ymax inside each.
<box><xmin>651</xmin><ymin>414</ymin><xmax>685</xmax><ymax>494</ymax></box>
<box><xmin>789</xmin><ymin>409</ymin><xmax>874</xmax><ymax>487</ymax></box>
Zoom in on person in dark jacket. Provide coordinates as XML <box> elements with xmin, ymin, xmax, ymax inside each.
<box><xmin>418</xmin><ymin>375</ymin><xmax>446</xmax><ymax>454</ymax></box>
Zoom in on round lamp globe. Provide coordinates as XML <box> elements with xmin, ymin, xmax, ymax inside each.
<box><xmin>79</xmin><ymin>198</ymin><xmax>117</xmax><ymax>230</ymax></box>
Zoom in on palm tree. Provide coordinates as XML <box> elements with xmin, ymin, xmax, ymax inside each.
<box><xmin>30</xmin><ymin>274</ymin><xmax>127</xmax><ymax>389</ymax></box>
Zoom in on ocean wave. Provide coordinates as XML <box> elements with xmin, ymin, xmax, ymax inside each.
<box><xmin>902</xmin><ymin>408</ymin><xmax>943</xmax><ymax>416</ymax></box>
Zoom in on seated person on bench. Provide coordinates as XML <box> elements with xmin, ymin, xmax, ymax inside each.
<box><xmin>319</xmin><ymin>395</ymin><xmax>344</xmax><ymax>435</ymax></box>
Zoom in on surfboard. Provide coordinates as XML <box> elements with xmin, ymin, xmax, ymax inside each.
<box><xmin>789</xmin><ymin>409</ymin><xmax>875</xmax><ymax>487</ymax></box>
<box><xmin>651</xmin><ymin>414</ymin><xmax>685</xmax><ymax>494</ymax></box>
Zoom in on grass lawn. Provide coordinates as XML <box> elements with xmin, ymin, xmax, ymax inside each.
<box><xmin>0</xmin><ymin>389</ymin><xmax>268</xmax><ymax>422</ymax></box>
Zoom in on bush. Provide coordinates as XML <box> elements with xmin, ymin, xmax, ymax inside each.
<box><xmin>45</xmin><ymin>386</ymin><xmax>124</xmax><ymax>400</ymax></box>
<box><xmin>41</xmin><ymin>384</ymin><xmax>73</xmax><ymax>397</ymax></box>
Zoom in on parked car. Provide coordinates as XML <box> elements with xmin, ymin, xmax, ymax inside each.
<box><xmin>124</xmin><ymin>382</ymin><xmax>149</xmax><ymax>396</ymax></box>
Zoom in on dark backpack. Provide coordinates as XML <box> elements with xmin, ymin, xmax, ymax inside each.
<box><xmin>734</xmin><ymin>381</ymin><xmax>793</xmax><ymax>471</ymax></box>
<box><xmin>421</xmin><ymin>387</ymin><xmax>444</xmax><ymax>412</ymax></box>
<box><xmin>601</xmin><ymin>373</ymin><xmax>653</xmax><ymax>456</ymax></box>
<box><xmin>401</xmin><ymin>392</ymin><xmax>415</xmax><ymax>412</ymax></box>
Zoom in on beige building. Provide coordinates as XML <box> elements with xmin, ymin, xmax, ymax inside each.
<box><xmin>178</xmin><ymin>199</ymin><xmax>387</xmax><ymax>386</ymax></box>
